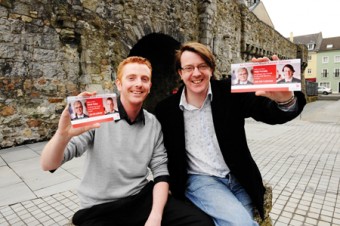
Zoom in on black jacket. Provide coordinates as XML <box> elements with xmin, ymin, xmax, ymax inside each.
<box><xmin>155</xmin><ymin>79</ymin><xmax>306</xmax><ymax>219</ymax></box>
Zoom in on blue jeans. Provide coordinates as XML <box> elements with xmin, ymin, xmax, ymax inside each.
<box><xmin>185</xmin><ymin>174</ymin><xmax>259</xmax><ymax>226</ymax></box>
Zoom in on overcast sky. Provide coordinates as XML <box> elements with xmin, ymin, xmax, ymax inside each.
<box><xmin>260</xmin><ymin>0</ymin><xmax>340</xmax><ymax>38</ymax></box>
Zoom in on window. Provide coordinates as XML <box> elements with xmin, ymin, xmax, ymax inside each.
<box><xmin>307</xmin><ymin>43</ymin><xmax>314</xmax><ymax>50</ymax></box>
<box><xmin>246</xmin><ymin>0</ymin><xmax>257</xmax><ymax>6</ymax></box>
<box><xmin>308</xmin><ymin>69</ymin><xmax>312</xmax><ymax>74</ymax></box>
<box><xmin>322</xmin><ymin>69</ymin><xmax>328</xmax><ymax>78</ymax></box>
<box><xmin>319</xmin><ymin>82</ymin><xmax>330</xmax><ymax>88</ymax></box>
<box><xmin>326</xmin><ymin>44</ymin><xmax>333</xmax><ymax>49</ymax></box>
<box><xmin>335</xmin><ymin>69</ymin><xmax>340</xmax><ymax>78</ymax></box>
<box><xmin>335</xmin><ymin>56</ymin><xmax>340</xmax><ymax>63</ymax></box>
<box><xmin>322</xmin><ymin>56</ymin><xmax>329</xmax><ymax>63</ymax></box>
<box><xmin>308</xmin><ymin>55</ymin><xmax>312</xmax><ymax>61</ymax></box>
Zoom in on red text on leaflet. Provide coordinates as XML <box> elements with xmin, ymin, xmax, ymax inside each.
<box><xmin>252</xmin><ymin>65</ymin><xmax>276</xmax><ymax>84</ymax></box>
<box><xmin>86</xmin><ymin>98</ymin><xmax>105</xmax><ymax>117</ymax></box>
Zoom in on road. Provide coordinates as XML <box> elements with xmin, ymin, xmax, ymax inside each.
<box><xmin>299</xmin><ymin>99</ymin><xmax>340</xmax><ymax>123</ymax></box>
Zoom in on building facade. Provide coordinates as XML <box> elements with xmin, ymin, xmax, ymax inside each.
<box><xmin>292</xmin><ymin>33</ymin><xmax>340</xmax><ymax>93</ymax></box>
<box><xmin>293</xmin><ymin>33</ymin><xmax>323</xmax><ymax>83</ymax></box>
<box><xmin>317</xmin><ymin>37</ymin><xmax>340</xmax><ymax>93</ymax></box>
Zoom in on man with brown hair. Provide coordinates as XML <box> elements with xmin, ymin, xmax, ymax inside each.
<box><xmin>155</xmin><ymin>42</ymin><xmax>306</xmax><ymax>226</ymax></box>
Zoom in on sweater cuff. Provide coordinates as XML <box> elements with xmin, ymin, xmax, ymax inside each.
<box><xmin>154</xmin><ymin>175</ymin><xmax>170</xmax><ymax>184</ymax></box>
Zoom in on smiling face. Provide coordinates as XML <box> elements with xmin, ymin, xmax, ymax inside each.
<box><xmin>116</xmin><ymin>62</ymin><xmax>152</xmax><ymax>109</ymax></box>
<box><xmin>237</xmin><ymin>68</ymin><xmax>248</xmax><ymax>82</ymax></box>
<box><xmin>106</xmin><ymin>98</ymin><xmax>115</xmax><ymax>112</ymax></box>
<box><xmin>178</xmin><ymin>50</ymin><xmax>212</xmax><ymax>100</ymax></box>
<box><xmin>283</xmin><ymin>66</ymin><xmax>294</xmax><ymax>80</ymax></box>
<box><xmin>73</xmin><ymin>101</ymin><xmax>84</xmax><ymax>116</ymax></box>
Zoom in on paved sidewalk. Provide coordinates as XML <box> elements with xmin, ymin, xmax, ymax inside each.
<box><xmin>0</xmin><ymin>142</ymin><xmax>83</xmax><ymax>226</ymax></box>
<box><xmin>0</xmin><ymin>100</ymin><xmax>340</xmax><ymax>225</ymax></box>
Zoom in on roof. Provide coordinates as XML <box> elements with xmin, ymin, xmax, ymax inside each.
<box><xmin>250</xmin><ymin>1</ymin><xmax>274</xmax><ymax>28</ymax></box>
<box><xmin>292</xmin><ymin>32</ymin><xmax>323</xmax><ymax>51</ymax></box>
<box><xmin>319</xmin><ymin>36</ymin><xmax>340</xmax><ymax>51</ymax></box>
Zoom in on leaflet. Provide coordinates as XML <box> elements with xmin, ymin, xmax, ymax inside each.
<box><xmin>67</xmin><ymin>93</ymin><xmax>120</xmax><ymax>128</ymax></box>
<box><xmin>231</xmin><ymin>59</ymin><xmax>301</xmax><ymax>92</ymax></box>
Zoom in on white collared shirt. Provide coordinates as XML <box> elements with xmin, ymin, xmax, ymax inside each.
<box><xmin>179</xmin><ymin>83</ymin><xmax>230</xmax><ymax>177</ymax></box>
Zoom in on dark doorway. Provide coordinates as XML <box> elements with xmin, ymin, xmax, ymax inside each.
<box><xmin>339</xmin><ymin>82</ymin><xmax>340</xmax><ymax>93</ymax></box>
<box><xmin>129</xmin><ymin>33</ymin><xmax>181</xmax><ymax>112</ymax></box>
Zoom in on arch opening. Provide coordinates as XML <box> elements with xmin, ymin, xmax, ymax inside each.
<box><xmin>129</xmin><ymin>33</ymin><xmax>181</xmax><ymax>112</ymax></box>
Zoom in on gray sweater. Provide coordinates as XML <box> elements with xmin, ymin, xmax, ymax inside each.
<box><xmin>62</xmin><ymin>109</ymin><xmax>169</xmax><ymax>209</ymax></box>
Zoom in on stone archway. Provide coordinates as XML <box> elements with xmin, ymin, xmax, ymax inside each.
<box><xmin>128</xmin><ymin>33</ymin><xmax>181</xmax><ymax>112</ymax></box>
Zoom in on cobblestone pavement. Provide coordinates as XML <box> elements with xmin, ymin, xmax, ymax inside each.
<box><xmin>0</xmin><ymin>191</ymin><xmax>78</xmax><ymax>226</ymax></box>
<box><xmin>0</xmin><ymin>100</ymin><xmax>339</xmax><ymax>226</ymax></box>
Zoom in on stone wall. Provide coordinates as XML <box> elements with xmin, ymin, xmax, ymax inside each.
<box><xmin>0</xmin><ymin>0</ymin><xmax>307</xmax><ymax>148</ymax></box>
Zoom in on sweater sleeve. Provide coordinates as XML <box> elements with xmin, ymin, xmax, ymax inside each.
<box><xmin>62</xmin><ymin>129</ymin><xmax>95</xmax><ymax>164</ymax></box>
<box><xmin>149</xmin><ymin>119</ymin><xmax>169</xmax><ymax>179</ymax></box>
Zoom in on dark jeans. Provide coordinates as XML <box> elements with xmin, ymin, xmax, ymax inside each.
<box><xmin>72</xmin><ymin>181</ymin><xmax>214</xmax><ymax>226</ymax></box>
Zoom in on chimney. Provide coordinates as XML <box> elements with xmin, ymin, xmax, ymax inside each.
<box><xmin>290</xmin><ymin>32</ymin><xmax>294</xmax><ymax>42</ymax></box>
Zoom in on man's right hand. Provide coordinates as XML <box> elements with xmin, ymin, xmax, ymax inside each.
<box><xmin>40</xmin><ymin>91</ymin><xmax>100</xmax><ymax>171</ymax></box>
<box><xmin>56</xmin><ymin>91</ymin><xmax>100</xmax><ymax>141</ymax></box>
